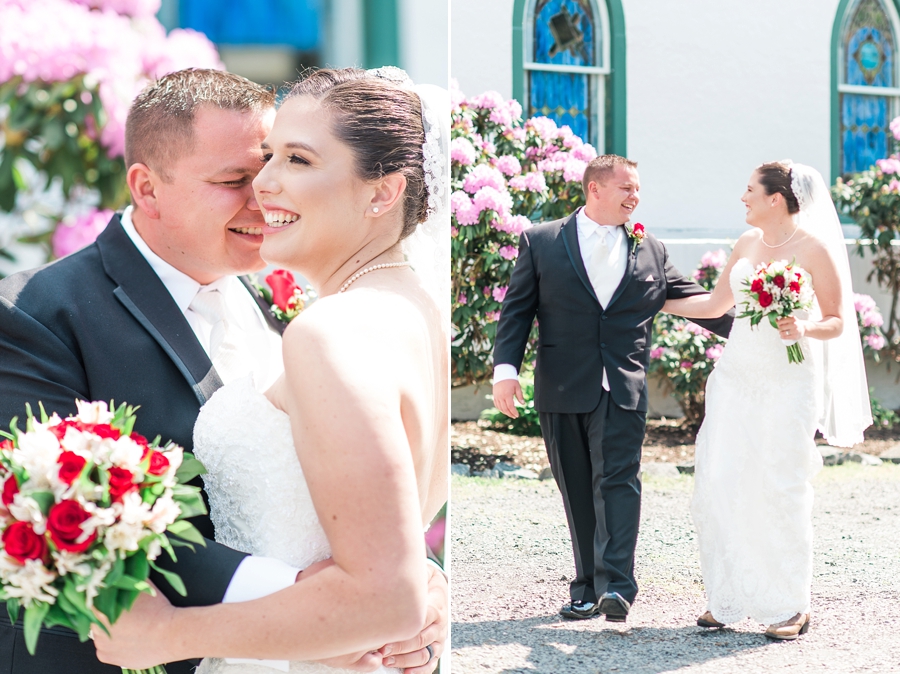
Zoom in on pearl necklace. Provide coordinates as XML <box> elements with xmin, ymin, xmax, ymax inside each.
<box><xmin>761</xmin><ymin>225</ymin><xmax>799</xmax><ymax>248</ymax></box>
<box><xmin>338</xmin><ymin>261</ymin><xmax>409</xmax><ymax>293</ymax></box>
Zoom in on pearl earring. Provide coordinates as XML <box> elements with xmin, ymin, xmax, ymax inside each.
<box><xmin>373</xmin><ymin>207</ymin><xmax>379</xmax><ymax>214</ymax></box>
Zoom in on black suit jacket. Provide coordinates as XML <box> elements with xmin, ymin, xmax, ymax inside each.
<box><xmin>493</xmin><ymin>214</ymin><xmax>733</xmax><ymax>414</ymax></box>
<box><xmin>0</xmin><ymin>214</ymin><xmax>284</xmax><ymax>671</ymax></box>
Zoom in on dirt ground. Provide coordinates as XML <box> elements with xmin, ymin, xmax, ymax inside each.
<box><xmin>451</xmin><ymin>418</ymin><xmax>900</xmax><ymax>473</ymax></box>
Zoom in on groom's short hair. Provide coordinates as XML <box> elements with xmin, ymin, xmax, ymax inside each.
<box><xmin>125</xmin><ymin>68</ymin><xmax>275</xmax><ymax>181</ymax></box>
<box><xmin>582</xmin><ymin>154</ymin><xmax>638</xmax><ymax>193</ymax></box>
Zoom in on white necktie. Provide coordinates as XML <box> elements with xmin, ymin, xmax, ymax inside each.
<box><xmin>189</xmin><ymin>288</ymin><xmax>246</xmax><ymax>384</ymax></box>
<box><xmin>588</xmin><ymin>228</ymin><xmax>612</xmax><ymax>292</ymax></box>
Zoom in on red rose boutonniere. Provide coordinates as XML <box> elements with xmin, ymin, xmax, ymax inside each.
<box><xmin>625</xmin><ymin>222</ymin><xmax>645</xmax><ymax>254</ymax></box>
<box><xmin>253</xmin><ymin>269</ymin><xmax>312</xmax><ymax>324</ymax></box>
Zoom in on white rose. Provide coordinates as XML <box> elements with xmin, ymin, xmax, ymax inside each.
<box><xmin>145</xmin><ymin>493</ymin><xmax>181</xmax><ymax>534</ymax></box>
<box><xmin>8</xmin><ymin>493</ymin><xmax>46</xmax><ymax>534</ymax></box>
<box><xmin>109</xmin><ymin>436</ymin><xmax>144</xmax><ymax>472</ymax></box>
<box><xmin>74</xmin><ymin>400</ymin><xmax>113</xmax><ymax>425</ymax></box>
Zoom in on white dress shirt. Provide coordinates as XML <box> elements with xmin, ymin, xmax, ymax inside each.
<box><xmin>493</xmin><ymin>207</ymin><xmax>628</xmax><ymax>391</ymax></box>
<box><xmin>121</xmin><ymin>207</ymin><xmax>297</xmax><ymax>668</ymax></box>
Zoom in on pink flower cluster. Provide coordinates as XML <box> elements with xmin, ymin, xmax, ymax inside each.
<box><xmin>0</xmin><ymin>0</ymin><xmax>222</xmax><ymax>157</ymax></box>
<box><xmin>51</xmin><ymin>208</ymin><xmax>113</xmax><ymax>258</ymax></box>
<box><xmin>854</xmin><ymin>293</ymin><xmax>884</xmax><ymax>328</ymax></box>
<box><xmin>494</xmin><ymin>155</ymin><xmax>521</xmax><ymax>177</ymax></box>
<box><xmin>686</xmin><ymin>322</ymin><xmax>712</xmax><ymax>338</ymax></box>
<box><xmin>508</xmin><ymin>171</ymin><xmax>546</xmax><ymax>193</ymax></box>
<box><xmin>876</xmin><ymin>156</ymin><xmax>900</xmax><ymax>174</ymax></box>
<box><xmin>891</xmin><ymin>115</ymin><xmax>900</xmax><ymax>141</ymax></box>
<box><xmin>499</xmin><ymin>245</ymin><xmax>518</xmax><ymax>260</ymax></box>
<box><xmin>451</xmin><ymin>137</ymin><xmax>477</xmax><ymax>166</ymax></box>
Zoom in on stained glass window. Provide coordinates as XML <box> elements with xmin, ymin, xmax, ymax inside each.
<box><xmin>839</xmin><ymin>0</ymin><xmax>900</xmax><ymax>174</ymax></box>
<box><xmin>180</xmin><ymin>0</ymin><xmax>320</xmax><ymax>51</ymax></box>
<box><xmin>525</xmin><ymin>0</ymin><xmax>607</xmax><ymax>146</ymax></box>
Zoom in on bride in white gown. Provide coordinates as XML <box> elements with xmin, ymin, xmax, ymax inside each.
<box><xmin>94</xmin><ymin>68</ymin><xmax>449</xmax><ymax>672</ymax></box>
<box><xmin>664</xmin><ymin>161</ymin><xmax>870</xmax><ymax>640</ymax></box>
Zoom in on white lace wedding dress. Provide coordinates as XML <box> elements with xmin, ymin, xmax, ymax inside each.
<box><xmin>691</xmin><ymin>258</ymin><xmax>824</xmax><ymax>625</ymax></box>
<box><xmin>192</xmin><ymin>376</ymin><xmax>397</xmax><ymax>674</ymax></box>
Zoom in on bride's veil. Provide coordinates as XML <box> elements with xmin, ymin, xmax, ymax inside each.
<box><xmin>790</xmin><ymin>163</ymin><xmax>872</xmax><ymax>447</ymax></box>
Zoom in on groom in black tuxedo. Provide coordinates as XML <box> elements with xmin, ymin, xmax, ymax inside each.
<box><xmin>493</xmin><ymin>155</ymin><xmax>732</xmax><ymax>622</ymax></box>
<box><xmin>0</xmin><ymin>69</ymin><xmax>446</xmax><ymax>674</ymax></box>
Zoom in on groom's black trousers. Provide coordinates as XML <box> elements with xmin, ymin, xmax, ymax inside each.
<box><xmin>540</xmin><ymin>389</ymin><xmax>645</xmax><ymax>605</ymax></box>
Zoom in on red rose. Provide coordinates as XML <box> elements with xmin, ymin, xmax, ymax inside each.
<box><xmin>48</xmin><ymin>419</ymin><xmax>83</xmax><ymax>441</ymax></box>
<box><xmin>108</xmin><ymin>467</ymin><xmax>136</xmax><ymax>502</ymax></box>
<box><xmin>47</xmin><ymin>500</ymin><xmax>96</xmax><ymax>553</ymax></box>
<box><xmin>2</xmin><ymin>475</ymin><xmax>18</xmax><ymax>507</ymax></box>
<box><xmin>145</xmin><ymin>450</ymin><xmax>170</xmax><ymax>477</ymax></box>
<box><xmin>131</xmin><ymin>433</ymin><xmax>150</xmax><ymax>452</ymax></box>
<box><xmin>633</xmin><ymin>223</ymin><xmax>645</xmax><ymax>235</ymax></box>
<box><xmin>57</xmin><ymin>451</ymin><xmax>87</xmax><ymax>485</ymax></box>
<box><xmin>266</xmin><ymin>269</ymin><xmax>300</xmax><ymax>312</ymax></box>
<box><xmin>0</xmin><ymin>439</ymin><xmax>13</xmax><ymax>450</ymax></box>
<box><xmin>2</xmin><ymin>521</ymin><xmax>47</xmax><ymax>563</ymax></box>
<box><xmin>789</xmin><ymin>281</ymin><xmax>801</xmax><ymax>293</ymax></box>
<box><xmin>90</xmin><ymin>423</ymin><xmax>121</xmax><ymax>440</ymax></box>
<box><xmin>758</xmin><ymin>291</ymin><xmax>773</xmax><ymax>308</ymax></box>
<box><xmin>750</xmin><ymin>278</ymin><xmax>764</xmax><ymax>293</ymax></box>
<box><xmin>773</xmin><ymin>275</ymin><xmax>785</xmax><ymax>289</ymax></box>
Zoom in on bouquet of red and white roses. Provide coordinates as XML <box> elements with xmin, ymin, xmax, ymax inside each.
<box><xmin>738</xmin><ymin>259</ymin><xmax>815</xmax><ymax>363</ymax></box>
<box><xmin>0</xmin><ymin>400</ymin><xmax>207</xmax><ymax>674</ymax></box>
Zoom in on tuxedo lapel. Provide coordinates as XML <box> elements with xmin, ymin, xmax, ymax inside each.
<box><xmin>97</xmin><ymin>216</ymin><xmax>223</xmax><ymax>405</ymax></box>
<box><xmin>239</xmin><ymin>276</ymin><xmax>286</xmax><ymax>335</ymax></box>
<box><xmin>606</xmin><ymin>237</ymin><xmax>638</xmax><ymax>310</ymax></box>
<box><xmin>560</xmin><ymin>213</ymin><xmax>598</xmax><ymax>303</ymax></box>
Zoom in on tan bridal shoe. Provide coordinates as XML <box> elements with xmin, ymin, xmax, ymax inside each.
<box><xmin>764</xmin><ymin>613</ymin><xmax>810</xmax><ymax>640</ymax></box>
<box><xmin>696</xmin><ymin>611</ymin><xmax>725</xmax><ymax>628</ymax></box>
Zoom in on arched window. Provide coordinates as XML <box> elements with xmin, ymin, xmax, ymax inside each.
<box><xmin>835</xmin><ymin>0</ymin><xmax>900</xmax><ymax>175</ymax></box>
<box><xmin>513</xmin><ymin>0</ymin><xmax>625</xmax><ymax>153</ymax></box>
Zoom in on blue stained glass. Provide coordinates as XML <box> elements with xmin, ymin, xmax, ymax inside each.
<box><xmin>533</xmin><ymin>0</ymin><xmax>595</xmax><ymax>66</ymax></box>
<box><xmin>180</xmin><ymin>0</ymin><xmax>320</xmax><ymax>50</ymax></box>
<box><xmin>530</xmin><ymin>71</ymin><xmax>590</xmax><ymax>140</ymax></box>
<box><xmin>842</xmin><ymin>94</ymin><xmax>889</xmax><ymax>172</ymax></box>
<box><xmin>846</xmin><ymin>27</ymin><xmax>894</xmax><ymax>87</ymax></box>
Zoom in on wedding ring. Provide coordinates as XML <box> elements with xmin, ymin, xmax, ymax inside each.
<box><xmin>425</xmin><ymin>643</ymin><xmax>435</xmax><ymax>662</ymax></box>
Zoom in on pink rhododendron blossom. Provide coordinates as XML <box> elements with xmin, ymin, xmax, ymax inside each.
<box><xmin>495</xmin><ymin>155</ymin><xmax>522</xmax><ymax>176</ymax></box>
<box><xmin>52</xmin><ymin>209</ymin><xmax>113</xmax><ymax>258</ymax></box>
<box><xmin>686</xmin><ymin>323</ymin><xmax>711</xmax><ymax>338</ymax></box>
<box><xmin>450</xmin><ymin>79</ymin><xmax>465</xmax><ymax>111</ymax></box>
<box><xmin>506</xmin><ymin>127</ymin><xmax>527</xmax><ymax>142</ymax></box>
<box><xmin>69</xmin><ymin>0</ymin><xmax>161</xmax><ymax>18</ymax></box>
<box><xmin>451</xmin><ymin>190</ymin><xmax>471</xmax><ymax>214</ymax></box>
<box><xmin>507</xmin><ymin>99</ymin><xmax>523</xmax><ymax>121</ymax></box>
<box><xmin>492</xmin><ymin>214</ymin><xmax>531</xmax><ymax>235</ymax></box>
<box><xmin>469</xmin><ymin>90</ymin><xmax>504</xmax><ymax>110</ymax></box>
<box><xmin>572</xmin><ymin>144</ymin><xmax>597</xmax><ymax>162</ymax></box>
<box><xmin>451</xmin><ymin>137</ymin><xmax>477</xmax><ymax>166</ymax></box>
<box><xmin>680</xmin><ymin>361</ymin><xmax>693</xmax><ymax>370</ymax></box>
<box><xmin>451</xmin><ymin>226</ymin><xmax>459</xmax><ymax>237</ymax></box>
<box><xmin>492</xmin><ymin>286</ymin><xmax>508</xmax><ymax>302</ymax></box>
<box><xmin>509</xmin><ymin>171</ymin><xmax>547</xmax><ymax>193</ymax></box>
<box><xmin>890</xmin><ymin>179</ymin><xmax>900</xmax><ymax>193</ymax></box>
<box><xmin>699</xmin><ymin>249</ymin><xmax>728</xmax><ymax>269</ymax></box>
<box><xmin>463</xmin><ymin>164</ymin><xmax>506</xmax><ymax>194</ymax></box>
<box><xmin>451</xmin><ymin>192</ymin><xmax>481</xmax><ymax>225</ymax></box>
<box><xmin>485</xmin><ymin>311</ymin><xmax>501</xmax><ymax>323</ymax></box>
<box><xmin>705</xmin><ymin>344</ymin><xmax>724</xmax><ymax>360</ymax></box>
<box><xmin>866</xmin><ymin>333</ymin><xmax>886</xmax><ymax>350</ymax></box>
<box><xmin>489</xmin><ymin>106</ymin><xmax>513</xmax><ymax>127</ymax></box>
<box><xmin>649</xmin><ymin>347</ymin><xmax>665</xmax><ymax>360</ymax></box>
<box><xmin>499</xmin><ymin>245</ymin><xmax>518</xmax><ymax>260</ymax></box>
<box><xmin>480</xmin><ymin>140</ymin><xmax>496</xmax><ymax>155</ymax></box>
<box><xmin>563</xmin><ymin>158</ymin><xmax>588</xmax><ymax>183</ymax></box>
<box><xmin>458</xmin><ymin>294</ymin><xmax>468</xmax><ymax>305</ymax></box>
<box><xmin>526</xmin><ymin>116</ymin><xmax>558</xmax><ymax>141</ymax></box>
<box><xmin>472</xmin><ymin>186</ymin><xmax>513</xmax><ymax>215</ymax></box>
<box><xmin>891</xmin><ymin>116</ymin><xmax>900</xmax><ymax>141</ymax></box>
<box><xmin>877</xmin><ymin>156</ymin><xmax>900</xmax><ymax>174</ymax></box>
<box><xmin>862</xmin><ymin>310</ymin><xmax>884</xmax><ymax>328</ymax></box>
<box><xmin>854</xmin><ymin>293</ymin><xmax>877</xmax><ymax>313</ymax></box>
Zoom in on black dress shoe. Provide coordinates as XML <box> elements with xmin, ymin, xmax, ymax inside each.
<box><xmin>598</xmin><ymin>592</ymin><xmax>631</xmax><ymax>622</ymax></box>
<box><xmin>559</xmin><ymin>599</ymin><xmax>599</xmax><ymax>619</ymax></box>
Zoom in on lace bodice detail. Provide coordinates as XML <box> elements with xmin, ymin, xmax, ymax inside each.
<box><xmin>193</xmin><ymin>377</ymin><xmax>396</xmax><ymax>674</ymax></box>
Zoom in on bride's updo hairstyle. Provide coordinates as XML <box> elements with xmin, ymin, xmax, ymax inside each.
<box><xmin>756</xmin><ymin>162</ymin><xmax>800</xmax><ymax>215</ymax></box>
<box><xmin>285</xmin><ymin>68</ymin><xmax>427</xmax><ymax>241</ymax></box>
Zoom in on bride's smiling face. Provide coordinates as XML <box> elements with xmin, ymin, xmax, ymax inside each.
<box><xmin>253</xmin><ymin>95</ymin><xmax>372</xmax><ymax>272</ymax></box>
<box><xmin>742</xmin><ymin>171</ymin><xmax>770</xmax><ymax>226</ymax></box>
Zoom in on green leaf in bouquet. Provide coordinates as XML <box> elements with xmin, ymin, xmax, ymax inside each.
<box><xmin>30</xmin><ymin>491</ymin><xmax>55</xmax><ymax>517</ymax></box>
<box><xmin>104</xmin><ymin>555</ymin><xmax>126</xmax><ymax>587</ymax></box>
<box><xmin>166</xmin><ymin>520</ymin><xmax>206</xmax><ymax>547</ymax></box>
<box><xmin>148</xmin><ymin>560</ymin><xmax>186</xmax><ymax>597</ymax></box>
<box><xmin>125</xmin><ymin>549</ymin><xmax>149</xmax><ymax>581</ymax></box>
<box><xmin>23</xmin><ymin>601</ymin><xmax>50</xmax><ymax>655</ymax></box>
<box><xmin>62</xmin><ymin>577</ymin><xmax>91</xmax><ymax>617</ymax></box>
<box><xmin>43</xmin><ymin>602</ymin><xmax>76</xmax><ymax>631</ymax></box>
<box><xmin>24</xmin><ymin>404</ymin><xmax>36</xmax><ymax>432</ymax></box>
<box><xmin>112</xmin><ymin>574</ymin><xmax>152</xmax><ymax>594</ymax></box>
<box><xmin>171</xmin><ymin>485</ymin><xmax>208</xmax><ymax>519</ymax></box>
<box><xmin>118</xmin><ymin>588</ymin><xmax>141</xmax><ymax>612</ymax></box>
<box><xmin>768</xmin><ymin>313</ymin><xmax>780</xmax><ymax>330</ymax></box>
<box><xmin>175</xmin><ymin>453</ymin><xmax>207</xmax><ymax>483</ymax></box>
<box><xmin>6</xmin><ymin>597</ymin><xmax>20</xmax><ymax>624</ymax></box>
<box><xmin>37</xmin><ymin>402</ymin><xmax>49</xmax><ymax>424</ymax></box>
<box><xmin>93</xmin><ymin>584</ymin><xmax>121</xmax><ymax>625</ymax></box>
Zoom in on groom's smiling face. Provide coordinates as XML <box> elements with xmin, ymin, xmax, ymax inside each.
<box><xmin>587</xmin><ymin>165</ymin><xmax>641</xmax><ymax>225</ymax></box>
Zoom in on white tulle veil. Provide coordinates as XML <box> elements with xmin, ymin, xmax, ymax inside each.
<box><xmin>368</xmin><ymin>67</ymin><xmax>450</xmax><ymax>318</ymax></box>
<box><xmin>790</xmin><ymin>163</ymin><xmax>872</xmax><ymax>447</ymax></box>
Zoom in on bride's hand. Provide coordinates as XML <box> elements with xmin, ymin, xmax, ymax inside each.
<box><xmin>93</xmin><ymin>580</ymin><xmax>179</xmax><ymax>669</ymax></box>
<box><xmin>775</xmin><ymin>316</ymin><xmax>808</xmax><ymax>340</ymax></box>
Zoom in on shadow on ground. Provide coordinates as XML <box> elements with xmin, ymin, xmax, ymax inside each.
<box><xmin>452</xmin><ymin>614</ymin><xmax>776</xmax><ymax>674</ymax></box>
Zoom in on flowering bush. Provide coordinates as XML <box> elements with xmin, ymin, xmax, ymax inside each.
<box><xmin>854</xmin><ymin>293</ymin><xmax>889</xmax><ymax>360</ymax></box>
<box><xmin>832</xmin><ymin>117</ymin><xmax>900</xmax><ymax>363</ymax></box>
<box><xmin>649</xmin><ymin>250</ymin><xmax>729</xmax><ymax>428</ymax></box>
<box><xmin>0</xmin><ymin>0</ymin><xmax>222</xmax><ymax>266</ymax></box>
<box><xmin>450</xmin><ymin>82</ymin><xmax>598</xmax><ymax>386</ymax></box>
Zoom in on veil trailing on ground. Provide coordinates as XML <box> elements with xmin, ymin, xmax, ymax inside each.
<box><xmin>368</xmin><ymin>67</ymin><xmax>450</xmax><ymax>317</ymax></box>
<box><xmin>790</xmin><ymin>163</ymin><xmax>872</xmax><ymax>447</ymax></box>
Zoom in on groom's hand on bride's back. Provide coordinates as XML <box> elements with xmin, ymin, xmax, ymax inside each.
<box><xmin>493</xmin><ymin>379</ymin><xmax>524</xmax><ymax>419</ymax></box>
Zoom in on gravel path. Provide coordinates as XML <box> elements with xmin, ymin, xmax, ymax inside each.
<box><xmin>450</xmin><ymin>464</ymin><xmax>900</xmax><ymax>673</ymax></box>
